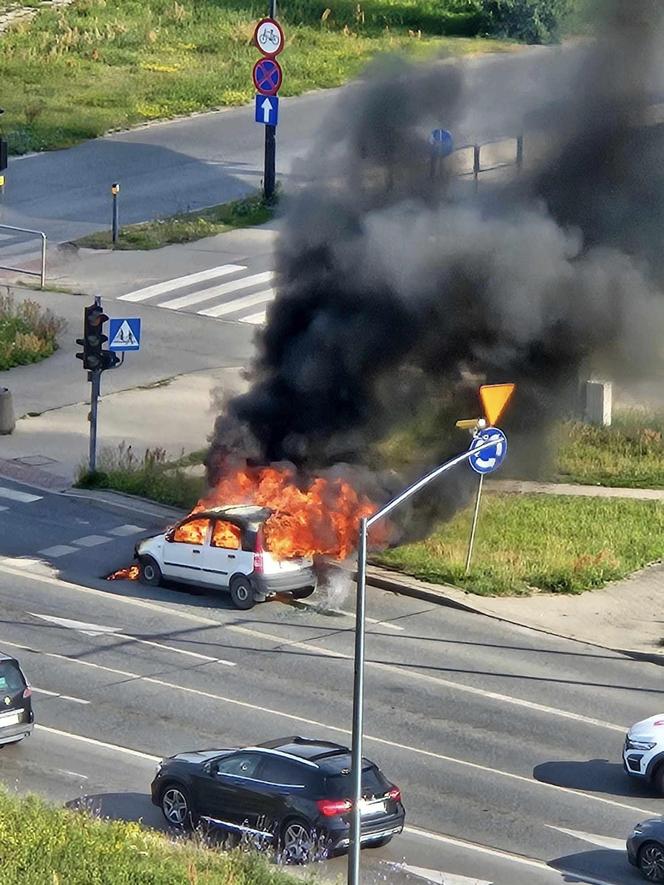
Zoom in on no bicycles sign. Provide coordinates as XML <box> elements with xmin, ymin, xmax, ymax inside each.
<box><xmin>253</xmin><ymin>18</ymin><xmax>285</xmax><ymax>57</ymax></box>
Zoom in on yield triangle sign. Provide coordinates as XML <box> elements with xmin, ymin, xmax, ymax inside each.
<box><xmin>479</xmin><ymin>383</ymin><xmax>515</xmax><ymax>426</ymax></box>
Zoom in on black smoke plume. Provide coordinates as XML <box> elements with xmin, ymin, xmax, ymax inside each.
<box><xmin>207</xmin><ymin>0</ymin><xmax>664</xmax><ymax>539</ymax></box>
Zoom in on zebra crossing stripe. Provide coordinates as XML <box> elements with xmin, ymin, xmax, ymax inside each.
<box><xmin>118</xmin><ymin>265</ymin><xmax>246</xmax><ymax>302</ymax></box>
<box><xmin>242</xmin><ymin>310</ymin><xmax>268</xmax><ymax>325</ymax></box>
<box><xmin>198</xmin><ymin>287</ymin><xmax>275</xmax><ymax>318</ymax></box>
<box><xmin>160</xmin><ymin>273</ymin><xmax>274</xmax><ymax>311</ymax></box>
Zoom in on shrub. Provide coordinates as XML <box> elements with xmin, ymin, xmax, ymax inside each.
<box><xmin>0</xmin><ymin>291</ymin><xmax>65</xmax><ymax>370</ymax></box>
<box><xmin>480</xmin><ymin>0</ymin><xmax>575</xmax><ymax>43</ymax></box>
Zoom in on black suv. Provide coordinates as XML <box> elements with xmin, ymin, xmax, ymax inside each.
<box><xmin>151</xmin><ymin>736</ymin><xmax>405</xmax><ymax>860</ymax></box>
<box><xmin>0</xmin><ymin>653</ymin><xmax>33</xmax><ymax>746</ymax></box>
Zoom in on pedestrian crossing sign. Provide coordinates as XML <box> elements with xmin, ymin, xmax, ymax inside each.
<box><xmin>109</xmin><ymin>317</ymin><xmax>141</xmax><ymax>351</ymax></box>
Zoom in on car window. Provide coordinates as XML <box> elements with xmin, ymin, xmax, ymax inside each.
<box><xmin>172</xmin><ymin>518</ymin><xmax>210</xmax><ymax>546</ymax></box>
<box><xmin>326</xmin><ymin>762</ymin><xmax>388</xmax><ymax>796</ymax></box>
<box><xmin>258</xmin><ymin>757</ymin><xmax>318</xmax><ymax>789</ymax></box>
<box><xmin>216</xmin><ymin>753</ymin><xmax>262</xmax><ymax>779</ymax></box>
<box><xmin>211</xmin><ymin>520</ymin><xmax>241</xmax><ymax>550</ymax></box>
<box><xmin>0</xmin><ymin>660</ymin><xmax>26</xmax><ymax>695</ymax></box>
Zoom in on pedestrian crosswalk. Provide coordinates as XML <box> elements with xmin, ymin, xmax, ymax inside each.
<box><xmin>118</xmin><ymin>264</ymin><xmax>276</xmax><ymax>325</ymax></box>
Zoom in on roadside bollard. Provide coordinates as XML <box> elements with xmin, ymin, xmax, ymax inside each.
<box><xmin>0</xmin><ymin>387</ymin><xmax>15</xmax><ymax>434</ymax></box>
<box><xmin>111</xmin><ymin>182</ymin><xmax>120</xmax><ymax>244</ymax></box>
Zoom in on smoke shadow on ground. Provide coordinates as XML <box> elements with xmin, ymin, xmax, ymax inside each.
<box><xmin>533</xmin><ymin>759</ymin><xmax>657</xmax><ymax>800</ymax></box>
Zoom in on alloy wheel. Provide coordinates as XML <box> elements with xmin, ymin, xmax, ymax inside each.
<box><xmin>162</xmin><ymin>788</ymin><xmax>189</xmax><ymax>826</ymax></box>
<box><xmin>282</xmin><ymin>821</ymin><xmax>313</xmax><ymax>864</ymax></box>
<box><xmin>640</xmin><ymin>843</ymin><xmax>664</xmax><ymax>881</ymax></box>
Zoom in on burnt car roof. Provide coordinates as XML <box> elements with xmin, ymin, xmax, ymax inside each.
<box><xmin>187</xmin><ymin>504</ymin><xmax>273</xmax><ymax>526</ymax></box>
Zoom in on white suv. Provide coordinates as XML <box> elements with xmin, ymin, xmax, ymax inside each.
<box><xmin>623</xmin><ymin>714</ymin><xmax>664</xmax><ymax>792</ymax></box>
<box><xmin>135</xmin><ymin>505</ymin><xmax>317</xmax><ymax>610</ymax></box>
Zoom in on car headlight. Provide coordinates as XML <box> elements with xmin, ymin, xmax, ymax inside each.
<box><xmin>627</xmin><ymin>739</ymin><xmax>657</xmax><ymax>751</ymax></box>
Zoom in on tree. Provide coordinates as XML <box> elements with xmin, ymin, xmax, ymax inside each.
<box><xmin>481</xmin><ymin>0</ymin><xmax>575</xmax><ymax>43</ymax></box>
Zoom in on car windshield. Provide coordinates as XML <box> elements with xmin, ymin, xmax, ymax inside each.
<box><xmin>0</xmin><ymin>660</ymin><xmax>26</xmax><ymax>695</ymax></box>
<box><xmin>325</xmin><ymin>760</ymin><xmax>389</xmax><ymax>797</ymax></box>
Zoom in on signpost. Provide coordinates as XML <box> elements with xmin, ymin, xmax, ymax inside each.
<box><xmin>430</xmin><ymin>128</ymin><xmax>454</xmax><ymax>179</ymax></box>
<box><xmin>253</xmin><ymin>5</ymin><xmax>283</xmax><ymax>203</ymax></box>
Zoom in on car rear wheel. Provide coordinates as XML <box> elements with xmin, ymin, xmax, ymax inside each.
<box><xmin>161</xmin><ymin>784</ymin><xmax>194</xmax><ymax>829</ymax></box>
<box><xmin>291</xmin><ymin>587</ymin><xmax>315</xmax><ymax>600</ymax></box>
<box><xmin>229</xmin><ymin>576</ymin><xmax>256</xmax><ymax>610</ymax></box>
<box><xmin>139</xmin><ymin>556</ymin><xmax>162</xmax><ymax>587</ymax></box>
<box><xmin>639</xmin><ymin>842</ymin><xmax>664</xmax><ymax>881</ymax></box>
<box><xmin>281</xmin><ymin>818</ymin><xmax>315</xmax><ymax>864</ymax></box>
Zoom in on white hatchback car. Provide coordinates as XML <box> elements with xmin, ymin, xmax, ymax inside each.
<box><xmin>135</xmin><ymin>505</ymin><xmax>317</xmax><ymax>610</ymax></box>
<box><xmin>623</xmin><ymin>714</ymin><xmax>664</xmax><ymax>792</ymax></box>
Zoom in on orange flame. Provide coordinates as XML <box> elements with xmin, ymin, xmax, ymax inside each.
<box><xmin>196</xmin><ymin>464</ymin><xmax>384</xmax><ymax>560</ymax></box>
<box><xmin>107</xmin><ymin>565</ymin><xmax>139</xmax><ymax>581</ymax></box>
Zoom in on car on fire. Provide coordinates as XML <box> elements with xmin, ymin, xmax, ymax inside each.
<box><xmin>135</xmin><ymin>505</ymin><xmax>317</xmax><ymax>610</ymax></box>
<box><xmin>151</xmin><ymin>736</ymin><xmax>405</xmax><ymax>862</ymax></box>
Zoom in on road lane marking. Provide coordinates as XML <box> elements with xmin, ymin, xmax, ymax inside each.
<box><xmin>293</xmin><ymin>598</ymin><xmax>404</xmax><ymax>631</ymax></box>
<box><xmin>241</xmin><ymin>310</ymin><xmax>267</xmax><ymax>325</ymax></box>
<box><xmin>402</xmin><ymin>826</ymin><xmax>615</xmax><ymax>885</ymax></box>
<box><xmin>35</xmin><ymin>724</ymin><xmax>159</xmax><ymax>762</ymax></box>
<box><xmin>0</xmin><ymin>506</ymin><xmax>8</xmax><ymax>512</ymax></box>
<box><xmin>72</xmin><ymin>535</ymin><xmax>112</xmax><ymax>547</ymax></box>
<box><xmin>546</xmin><ymin>826</ymin><xmax>626</xmax><ymax>851</ymax></box>
<box><xmin>0</xmin><ymin>562</ymin><xmax>629</xmax><ymax>734</ymax></box>
<box><xmin>196</xmin><ymin>281</ymin><xmax>275</xmax><ymax>317</ymax></box>
<box><xmin>160</xmin><ymin>273</ymin><xmax>273</xmax><ymax>311</ymax></box>
<box><xmin>108</xmin><ymin>525</ymin><xmax>146</xmax><ymax>537</ymax></box>
<box><xmin>28</xmin><ymin>612</ymin><xmax>236</xmax><ymax>666</ymax></box>
<box><xmin>0</xmin><ymin>636</ymin><xmax>654</xmax><ymax>817</ymax></box>
<box><xmin>118</xmin><ymin>265</ymin><xmax>246</xmax><ymax>302</ymax></box>
<box><xmin>398</xmin><ymin>865</ymin><xmax>490</xmax><ymax>885</ymax></box>
<box><xmin>37</xmin><ymin>545</ymin><xmax>78</xmax><ymax>558</ymax></box>
<box><xmin>56</xmin><ymin>769</ymin><xmax>88</xmax><ymax>779</ymax></box>
<box><xmin>0</xmin><ymin>486</ymin><xmax>42</xmax><ymax>503</ymax></box>
<box><xmin>32</xmin><ymin>686</ymin><xmax>90</xmax><ymax>705</ymax></box>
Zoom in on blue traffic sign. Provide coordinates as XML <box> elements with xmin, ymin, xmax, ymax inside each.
<box><xmin>255</xmin><ymin>94</ymin><xmax>279</xmax><ymax>126</ymax></box>
<box><xmin>430</xmin><ymin>128</ymin><xmax>454</xmax><ymax>157</ymax></box>
<box><xmin>109</xmin><ymin>317</ymin><xmax>141</xmax><ymax>351</ymax></box>
<box><xmin>468</xmin><ymin>428</ymin><xmax>507</xmax><ymax>475</ymax></box>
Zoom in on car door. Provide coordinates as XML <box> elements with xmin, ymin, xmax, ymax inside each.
<box><xmin>198</xmin><ymin>520</ymin><xmax>243</xmax><ymax>590</ymax></box>
<box><xmin>161</xmin><ymin>517</ymin><xmax>211</xmax><ymax>582</ymax></box>
<box><xmin>203</xmin><ymin>752</ymin><xmax>266</xmax><ymax>832</ymax></box>
<box><xmin>254</xmin><ymin>756</ymin><xmax>316</xmax><ymax>827</ymax></box>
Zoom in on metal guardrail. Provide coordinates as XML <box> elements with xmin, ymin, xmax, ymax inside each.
<box><xmin>0</xmin><ymin>224</ymin><xmax>46</xmax><ymax>288</ymax></box>
<box><xmin>454</xmin><ymin>134</ymin><xmax>524</xmax><ymax>191</ymax></box>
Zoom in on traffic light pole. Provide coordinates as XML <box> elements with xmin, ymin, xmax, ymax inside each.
<box><xmin>88</xmin><ymin>369</ymin><xmax>101</xmax><ymax>473</ymax></box>
<box><xmin>264</xmin><ymin>0</ymin><xmax>277</xmax><ymax>203</ymax></box>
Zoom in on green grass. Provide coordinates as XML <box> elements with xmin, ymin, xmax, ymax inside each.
<box><xmin>0</xmin><ymin>0</ymin><xmax>514</xmax><ymax>154</ymax></box>
<box><xmin>374</xmin><ymin>492</ymin><xmax>664</xmax><ymax>595</ymax></box>
<box><xmin>76</xmin><ymin>443</ymin><xmax>204</xmax><ymax>510</ymax></box>
<box><xmin>554</xmin><ymin>410</ymin><xmax>664</xmax><ymax>488</ymax></box>
<box><xmin>75</xmin><ymin>192</ymin><xmax>276</xmax><ymax>250</ymax></box>
<box><xmin>0</xmin><ymin>291</ymin><xmax>65</xmax><ymax>370</ymax></box>
<box><xmin>0</xmin><ymin>788</ymin><xmax>309</xmax><ymax>885</ymax></box>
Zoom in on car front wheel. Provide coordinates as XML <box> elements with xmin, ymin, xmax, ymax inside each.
<box><xmin>139</xmin><ymin>556</ymin><xmax>162</xmax><ymax>587</ymax></box>
<box><xmin>229</xmin><ymin>576</ymin><xmax>256</xmax><ymax>610</ymax></box>
<box><xmin>161</xmin><ymin>784</ymin><xmax>193</xmax><ymax>829</ymax></box>
<box><xmin>639</xmin><ymin>842</ymin><xmax>664</xmax><ymax>882</ymax></box>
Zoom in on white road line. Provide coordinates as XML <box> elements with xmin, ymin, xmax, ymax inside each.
<box><xmin>113</xmin><ymin>631</ymin><xmax>236</xmax><ymax>667</ymax></box>
<box><xmin>107</xmin><ymin>525</ymin><xmax>146</xmax><ymax>537</ymax></box>
<box><xmin>160</xmin><ymin>273</ymin><xmax>273</xmax><ymax>311</ymax></box>
<box><xmin>0</xmin><ymin>486</ymin><xmax>42</xmax><ymax>503</ymax></box>
<box><xmin>118</xmin><ymin>264</ymin><xmax>246</xmax><ymax>302</ymax></box>
<box><xmin>294</xmin><ymin>598</ymin><xmax>404</xmax><ymax>631</ymax></box>
<box><xmin>0</xmin><ymin>506</ymin><xmax>8</xmax><ymax>512</ymax></box>
<box><xmin>0</xmin><ymin>562</ymin><xmax>628</xmax><ymax>735</ymax></box>
<box><xmin>72</xmin><ymin>535</ymin><xmax>111</xmax><ymax>548</ymax></box>
<box><xmin>241</xmin><ymin>310</ymin><xmax>267</xmax><ymax>325</ymax></box>
<box><xmin>546</xmin><ymin>826</ymin><xmax>626</xmax><ymax>851</ymax></box>
<box><xmin>35</xmin><ymin>724</ymin><xmax>159</xmax><ymax>762</ymax></box>
<box><xmin>198</xmin><ymin>284</ymin><xmax>275</xmax><ymax>317</ymax></box>
<box><xmin>56</xmin><ymin>769</ymin><xmax>89</xmax><ymax>780</ymax></box>
<box><xmin>0</xmin><ymin>636</ymin><xmax>653</xmax><ymax>817</ymax></box>
<box><xmin>399</xmin><ymin>864</ymin><xmax>490</xmax><ymax>885</ymax></box>
<box><xmin>32</xmin><ymin>686</ymin><xmax>90</xmax><ymax>705</ymax></box>
<box><xmin>37</xmin><ymin>545</ymin><xmax>78</xmax><ymax>558</ymax></box>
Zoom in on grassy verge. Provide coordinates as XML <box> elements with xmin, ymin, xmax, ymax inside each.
<box><xmin>0</xmin><ymin>788</ymin><xmax>308</xmax><ymax>885</ymax></box>
<box><xmin>0</xmin><ymin>0</ymin><xmax>514</xmax><ymax>154</ymax></box>
<box><xmin>374</xmin><ymin>493</ymin><xmax>664</xmax><ymax>595</ymax></box>
<box><xmin>75</xmin><ymin>192</ymin><xmax>275</xmax><ymax>250</ymax></box>
<box><xmin>0</xmin><ymin>291</ymin><xmax>64</xmax><ymax>370</ymax></box>
<box><xmin>76</xmin><ymin>443</ymin><xmax>204</xmax><ymax>510</ymax></box>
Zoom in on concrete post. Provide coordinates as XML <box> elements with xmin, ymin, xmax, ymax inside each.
<box><xmin>0</xmin><ymin>387</ymin><xmax>15</xmax><ymax>434</ymax></box>
<box><xmin>584</xmin><ymin>380</ymin><xmax>612</xmax><ymax>426</ymax></box>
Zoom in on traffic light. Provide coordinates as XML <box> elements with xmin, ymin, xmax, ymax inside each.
<box><xmin>76</xmin><ymin>303</ymin><xmax>108</xmax><ymax>371</ymax></box>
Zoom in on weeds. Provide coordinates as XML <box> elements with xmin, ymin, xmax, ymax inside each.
<box><xmin>0</xmin><ymin>290</ymin><xmax>65</xmax><ymax>370</ymax></box>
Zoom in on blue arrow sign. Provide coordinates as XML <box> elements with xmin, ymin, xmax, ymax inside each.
<box><xmin>255</xmin><ymin>94</ymin><xmax>279</xmax><ymax>126</ymax></box>
<box><xmin>468</xmin><ymin>428</ymin><xmax>507</xmax><ymax>475</ymax></box>
<box><xmin>430</xmin><ymin>128</ymin><xmax>454</xmax><ymax>157</ymax></box>
<box><xmin>109</xmin><ymin>317</ymin><xmax>141</xmax><ymax>351</ymax></box>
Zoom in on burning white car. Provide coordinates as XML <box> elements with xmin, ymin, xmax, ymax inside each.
<box><xmin>135</xmin><ymin>505</ymin><xmax>317</xmax><ymax>610</ymax></box>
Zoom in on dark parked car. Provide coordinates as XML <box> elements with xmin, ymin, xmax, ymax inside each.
<box><xmin>151</xmin><ymin>736</ymin><xmax>404</xmax><ymax>861</ymax></box>
<box><xmin>0</xmin><ymin>653</ymin><xmax>33</xmax><ymax>746</ymax></box>
<box><xmin>628</xmin><ymin>818</ymin><xmax>664</xmax><ymax>881</ymax></box>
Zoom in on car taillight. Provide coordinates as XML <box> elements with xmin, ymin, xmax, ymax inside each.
<box><xmin>316</xmin><ymin>798</ymin><xmax>352</xmax><ymax>817</ymax></box>
<box><xmin>387</xmin><ymin>786</ymin><xmax>401</xmax><ymax>802</ymax></box>
<box><xmin>22</xmin><ymin>687</ymin><xmax>32</xmax><ymax>699</ymax></box>
<box><xmin>253</xmin><ymin>531</ymin><xmax>264</xmax><ymax>574</ymax></box>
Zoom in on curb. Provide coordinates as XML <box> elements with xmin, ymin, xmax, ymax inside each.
<box><xmin>365</xmin><ymin>565</ymin><xmax>664</xmax><ymax>667</ymax></box>
<box><xmin>63</xmin><ymin>488</ymin><xmax>187</xmax><ymax>522</ymax></box>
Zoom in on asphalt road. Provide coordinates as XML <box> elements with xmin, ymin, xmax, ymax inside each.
<box><xmin>0</xmin><ymin>477</ymin><xmax>660</xmax><ymax>884</ymax></box>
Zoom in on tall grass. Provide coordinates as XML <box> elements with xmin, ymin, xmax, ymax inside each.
<box><xmin>0</xmin><ymin>291</ymin><xmax>65</xmax><ymax>370</ymax></box>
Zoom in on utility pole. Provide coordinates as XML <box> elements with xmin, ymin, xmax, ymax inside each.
<box><xmin>264</xmin><ymin>0</ymin><xmax>278</xmax><ymax>203</ymax></box>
